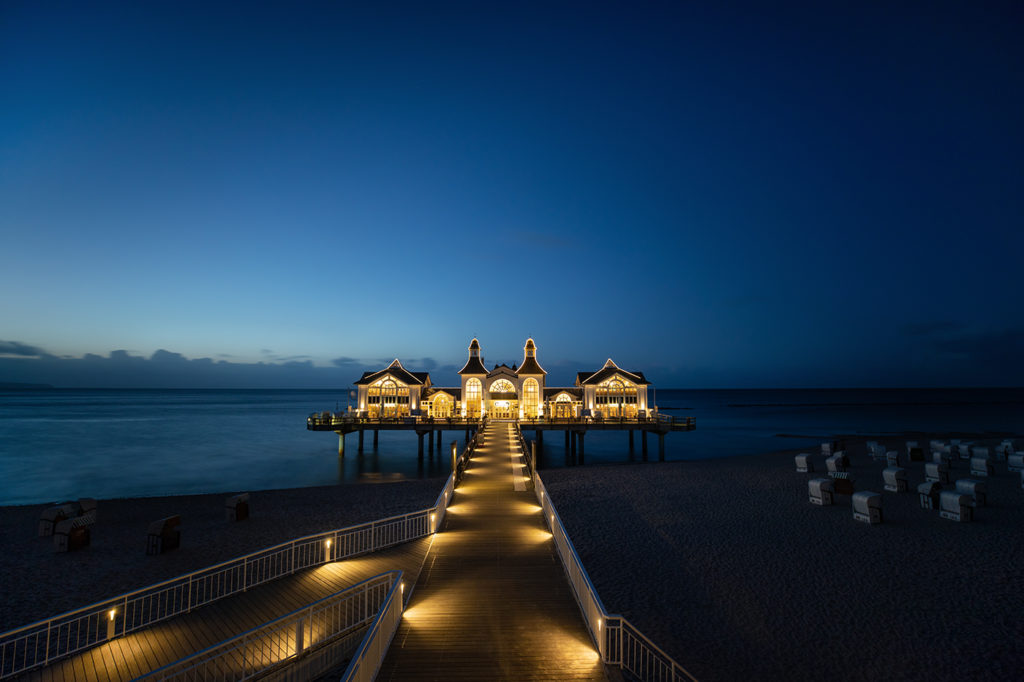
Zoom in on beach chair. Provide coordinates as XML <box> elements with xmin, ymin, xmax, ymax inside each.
<box><xmin>225</xmin><ymin>493</ymin><xmax>250</xmax><ymax>522</ymax></box>
<box><xmin>996</xmin><ymin>441</ymin><xmax>1013</xmax><ymax>461</ymax></box>
<box><xmin>969</xmin><ymin>456</ymin><xmax>993</xmax><ymax>477</ymax></box>
<box><xmin>883</xmin><ymin>467</ymin><xmax>908</xmax><ymax>493</ymax></box>
<box><xmin>53</xmin><ymin>516</ymin><xmax>91</xmax><ymax>553</ymax></box>
<box><xmin>77</xmin><ymin>498</ymin><xmax>97</xmax><ymax>525</ymax></box>
<box><xmin>957</xmin><ymin>443</ymin><xmax>972</xmax><ymax>460</ymax></box>
<box><xmin>918</xmin><ymin>482</ymin><xmax>942</xmax><ymax>509</ymax></box>
<box><xmin>146</xmin><ymin>515</ymin><xmax>181</xmax><ymax>555</ymax></box>
<box><xmin>829</xmin><ymin>471</ymin><xmax>855</xmax><ymax>495</ymax></box>
<box><xmin>795</xmin><ymin>454</ymin><xmax>813</xmax><ymax>473</ymax></box>
<box><xmin>821</xmin><ymin>443</ymin><xmax>833</xmax><ymax>457</ymax></box>
<box><xmin>939</xmin><ymin>491</ymin><xmax>973</xmax><ymax>522</ymax></box>
<box><xmin>1008</xmin><ymin>453</ymin><xmax>1024</xmax><ymax>473</ymax></box>
<box><xmin>38</xmin><ymin>504</ymin><xmax>73</xmax><ymax>537</ymax></box>
<box><xmin>809</xmin><ymin>478</ymin><xmax>834</xmax><ymax>506</ymax></box>
<box><xmin>954</xmin><ymin>479</ymin><xmax>986</xmax><ymax>507</ymax></box>
<box><xmin>886</xmin><ymin>451</ymin><xmax>901</xmax><ymax>467</ymax></box>
<box><xmin>931</xmin><ymin>451</ymin><xmax>952</xmax><ymax>467</ymax></box>
<box><xmin>826</xmin><ymin>454</ymin><xmax>847</xmax><ymax>474</ymax></box>
<box><xmin>925</xmin><ymin>461</ymin><xmax>950</xmax><ymax>484</ymax></box>
<box><xmin>905</xmin><ymin>441</ymin><xmax>918</xmax><ymax>455</ymax></box>
<box><xmin>852</xmin><ymin>491</ymin><xmax>882</xmax><ymax>524</ymax></box>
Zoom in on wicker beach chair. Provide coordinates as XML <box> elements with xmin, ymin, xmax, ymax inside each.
<box><xmin>808</xmin><ymin>478</ymin><xmax>835</xmax><ymax>506</ymax></box>
<box><xmin>225</xmin><ymin>493</ymin><xmax>250</xmax><ymax>522</ymax></box>
<box><xmin>918</xmin><ymin>481</ymin><xmax>942</xmax><ymax>509</ymax></box>
<box><xmin>883</xmin><ymin>467</ymin><xmax>908</xmax><ymax>493</ymax></box>
<box><xmin>939</xmin><ymin>491</ymin><xmax>973</xmax><ymax>522</ymax></box>
<box><xmin>954</xmin><ymin>479</ymin><xmax>986</xmax><ymax>507</ymax></box>
<box><xmin>851</xmin><ymin>491</ymin><xmax>882</xmax><ymax>524</ymax></box>
<box><xmin>886</xmin><ymin>451</ymin><xmax>902</xmax><ymax>467</ymax></box>
<box><xmin>925</xmin><ymin>461</ymin><xmax>950</xmax><ymax>484</ymax></box>
<box><xmin>147</xmin><ymin>516</ymin><xmax>181</xmax><ymax>555</ymax></box>
<box><xmin>795</xmin><ymin>454</ymin><xmax>813</xmax><ymax>473</ymax></box>
<box><xmin>1009</xmin><ymin>453</ymin><xmax>1024</xmax><ymax>473</ymax></box>
<box><xmin>969</xmin><ymin>456</ymin><xmax>993</xmax><ymax>477</ymax></box>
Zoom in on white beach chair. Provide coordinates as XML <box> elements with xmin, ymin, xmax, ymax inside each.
<box><xmin>852</xmin><ymin>491</ymin><xmax>882</xmax><ymax>524</ymax></box>
<box><xmin>925</xmin><ymin>461</ymin><xmax>950</xmax><ymax>484</ymax></box>
<box><xmin>826</xmin><ymin>454</ymin><xmax>847</xmax><ymax>474</ymax></box>
<box><xmin>883</xmin><ymin>467</ymin><xmax>908</xmax><ymax>493</ymax></box>
<box><xmin>972</xmin><ymin>446</ymin><xmax>990</xmax><ymax>459</ymax></box>
<box><xmin>809</xmin><ymin>478</ymin><xmax>834</xmax><ymax>506</ymax></box>
<box><xmin>225</xmin><ymin>493</ymin><xmax>250</xmax><ymax>522</ymax></box>
<box><xmin>957</xmin><ymin>443</ymin><xmax>972</xmax><ymax>460</ymax></box>
<box><xmin>905</xmin><ymin>440</ymin><xmax>918</xmax><ymax>453</ymax></box>
<box><xmin>795</xmin><ymin>454</ymin><xmax>813</xmax><ymax>473</ymax></box>
<box><xmin>1008</xmin><ymin>453</ymin><xmax>1024</xmax><ymax>473</ymax></box>
<box><xmin>918</xmin><ymin>481</ymin><xmax>942</xmax><ymax>509</ymax></box>
<box><xmin>996</xmin><ymin>441</ymin><xmax>1013</xmax><ymax>461</ymax></box>
<box><xmin>931</xmin><ymin>450</ymin><xmax>952</xmax><ymax>467</ymax></box>
<box><xmin>954</xmin><ymin>479</ymin><xmax>986</xmax><ymax>507</ymax></box>
<box><xmin>939</xmin><ymin>491</ymin><xmax>973</xmax><ymax>522</ymax></box>
<box><xmin>886</xmin><ymin>451</ymin><xmax>901</xmax><ymax>467</ymax></box>
<box><xmin>969</xmin><ymin>456</ymin><xmax>993</xmax><ymax>477</ymax></box>
<box><xmin>821</xmin><ymin>443</ymin><xmax>833</xmax><ymax>457</ymax></box>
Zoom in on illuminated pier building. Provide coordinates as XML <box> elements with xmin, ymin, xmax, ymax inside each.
<box><xmin>354</xmin><ymin>338</ymin><xmax>652</xmax><ymax>420</ymax></box>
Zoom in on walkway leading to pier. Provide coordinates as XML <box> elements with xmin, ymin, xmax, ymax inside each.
<box><xmin>376</xmin><ymin>421</ymin><xmax>607</xmax><ymax>681</ymax></box>
<box><xmin>21</xmin><ymin>539</ymin><xmax>432</xmax><ymax>682</ymax></box>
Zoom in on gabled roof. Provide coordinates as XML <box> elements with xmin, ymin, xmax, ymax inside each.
<box><xmin>575</xmin><ymin>358</ymin><xmax>648</xmax><ymax>386</ymax></box>
<box><xmin>425</xmin><ymin>387</ymin><xmax>462</xmax><ymax>399</ymax></box>
<box><xmin>487</xmin><ymin>363</ymin><xmax>517</xmax><ymax>378</ymax></box>
<box><xmin>355</xmin><ymin>358</ymin><xmax>428</xmax><ymax>386</ymax></box>
<box><xmin>544</xmin><ymin>387</ymin><xmax>582</xmax><ymax>399</ymax></box>
<box><xmin>517</xmin><ymin>356</ymin><xmax>546</xmax><ymax>375</ymax></box>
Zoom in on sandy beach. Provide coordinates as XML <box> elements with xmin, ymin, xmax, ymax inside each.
<box><xmin>0</xmin><ymin>477</ymin><xmax>446</xmax><ymax>633</ymax></box>
<box><xmin>542</xmin><ymin>434</ymin><xmax>1024</xmax><ymax>682</ymax></box>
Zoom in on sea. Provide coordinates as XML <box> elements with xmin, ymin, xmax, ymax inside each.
<box><xmin>1</xmin><ymin>388</ymin><xmax>1022</xmax><ymax>506</ymax></box>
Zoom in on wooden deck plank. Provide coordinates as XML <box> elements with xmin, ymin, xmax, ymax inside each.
<box><xmin>24</xmin><ymin>535</ymin><xmax>431</xmax><ymax>681</ymax></box>
<box><xmin>378</xmin><ymin>422</ymin><xmax>607</xmax><ymax>682</ymax></box>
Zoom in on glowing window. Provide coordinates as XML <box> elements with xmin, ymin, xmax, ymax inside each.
<box><xmin>490</xmin><ymin>379</ymin><xmax>515</xmax><ymax>393</ymax></box>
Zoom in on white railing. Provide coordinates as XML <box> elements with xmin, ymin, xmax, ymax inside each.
<box><xmin>141</xmin><ymin>571</ymin><xmax>401</xmax><ymax>681</ymax></box>
<box><xmin>339</xmin><ymin>570</ymin><xmax>405</xmax><ymax>682</ymax></box>
<box><xmin>532</xmin><ymin>470</ymin><xmax>698</xmax><ymax>681</ymax></box>
<box><xmin>0</xmin><ymin>431</ymin><xmax>477</xmax><ymax>680</ymax></box>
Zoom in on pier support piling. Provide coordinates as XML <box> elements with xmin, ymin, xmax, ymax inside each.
<box><xmin>629</xmin><ymin>430</ymin><xmax>635</xmax><ymax>454</ymax></box>
<box><xmin>642</xmin><ymin>431</ymin><xmax>648</xmax><ymax>459</ymax></box>
<box><xmin>373</xmin><ymin>430</ymin><xmax>379</xmax><ymax>449</ymax></box>
<box><xmin>428</xmin><ymin>430</ymin><xmax>435</xmax><ymax>456</ymax></box>
<box><xmin>436</xmin><ymin>430</ymin><xmax>442</xmax><ymax>449</ymax></box>
<box><xmin>418</xmin><ymin>432</ymin><xmax>424</xmax><ymax>458</ymax></box>
<box><xmin>338</xmin><ymin>432</ymin><xmax>345</xmax><ymax>457</ymax></box>
<box><xmin>537</xmin><ymin>430</ymin><xmax>543</xmax><ymax>449</ymax></box>
<box><xmin>358</xmin><ymin>430</ymin><xmax>364</xmax><ymax>453</ymax></box>
<box><xmin>658</xmin><ymin>433</ymin><xmax>666</xmax><ymax>461</ymax></box>
<box><xmin>565</xmin><ymin>430</ymin><xmax>570</xmax><ymax>452</ymax></box>
<box><xmin>578</xmin><ymin>431</ymin><xmax>585</xmax><ymax>463</ymax></box>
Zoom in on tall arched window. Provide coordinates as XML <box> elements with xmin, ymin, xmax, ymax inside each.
<box><xmin>381</xmin><ymin>378</ymin><xmax>399</xmax><ymax>417</ymax></box>
<box><xmin>523</xmin><ymin>378</ymin><xmax>539</xmax><ymax>418</ymax></box>
<box><xmin>432</xmin><ymin>394</ymin><xmax>452</xmax><ymax>418</ymax></box>
<box><xmin>466</xmin><ymin>378</ymin><xmax>482</xmax><ymax>417</ymax></box>
<box><xmin>555</xmin><ymin>393</ymin><xmax>573</xmax><ymax>419</ymax></box>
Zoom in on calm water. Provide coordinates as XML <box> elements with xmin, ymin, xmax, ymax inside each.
<box><xmin>1</xmin><ymin>388</ymin><xmax>1022</xmax><ymax>505</ymax></box>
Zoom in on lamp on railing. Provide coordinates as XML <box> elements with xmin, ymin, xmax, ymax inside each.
<box><xmin>107</xmin><ymin>608</ymin><xmax>116</xmax><ymax>639</ymax></box>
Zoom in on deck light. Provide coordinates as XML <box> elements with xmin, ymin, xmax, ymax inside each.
<box><xmin>109</xmin><ymin>609</ymin><xmax>116</xmax><ymax>621</ymax></box>
<box><xmin>325</xmin><ymin>539</ymin><xmax>332</xmax><ymax>550</ymax></box>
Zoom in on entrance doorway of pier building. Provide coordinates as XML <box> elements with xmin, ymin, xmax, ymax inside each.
<box><xmin>491</xmin><ymin>400</ymin><xmax>517</xmax><ymax>419</ymax></box>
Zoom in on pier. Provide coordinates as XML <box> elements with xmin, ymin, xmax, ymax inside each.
<box><xmin>307</xmin><ymin>413</ymin><xmax>697</xmax><ymax>461</ymax></box>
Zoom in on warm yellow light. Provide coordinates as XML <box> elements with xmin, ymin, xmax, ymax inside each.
<box><xmin>109</xmin><ymin>609</ymin><xmax>116</xmax><ymax>621</ymax></box>
<box><xmin>325</xmin><ymin>539</ymin><xmax>332</xmax><ymax>548</ymax></box>
<box><xmin>598</xmin><ymin>618</ymin><xmax>603</xmax><ymax>629</ymax></box>
<box><xmin>400</xmin><ymin>582</ymin><xmax>405</xmax><ymax>593</ymax></box>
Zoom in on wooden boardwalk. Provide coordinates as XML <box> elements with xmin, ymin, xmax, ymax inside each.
<box><xmin>377</xmin><ymin>421</ymin><xmax>607</xmax><ymax>681</ymax></box>
<box><xmin>21</xmin><ymin>538</ymin><xmax>431</xmax><ymax>681</ymax></box>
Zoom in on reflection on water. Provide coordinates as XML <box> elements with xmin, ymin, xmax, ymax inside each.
<box><xmin>1</xmin><ymin>388</ymin><xmax>1022</xmax><ymax>505</ymax></box>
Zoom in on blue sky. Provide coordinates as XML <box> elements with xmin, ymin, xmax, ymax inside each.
<box><xmin>1</xmin><ymin>1</ymin><xmax>1022</xmax><ymax>388</ymax></box>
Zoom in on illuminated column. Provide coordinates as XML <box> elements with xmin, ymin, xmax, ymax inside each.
<box><xmin>451</xmin><ymin>442</ymin><xmax>457</xmax><ymax>473</ymax></box>
<box><xmin>338</xmin><ymin>432</ymin><xmax>345</xmax><ymax>457</ymax></box>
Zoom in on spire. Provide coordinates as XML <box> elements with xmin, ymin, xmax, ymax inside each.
<box><xmin>517</xmin><ymin>337</ymin><xmax>546</xmax><ymax>375</ymax></box>
<box><xmin>458</xmin><ymin>338</ymin><xmax>488</xmax><ymax>375</ymax></box>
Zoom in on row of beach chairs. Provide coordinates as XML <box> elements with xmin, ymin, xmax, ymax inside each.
<box><xmin>801</xmin><ymin>437</ymin><xmax>1021</xmax><ymax>525</ymax></box>
<box><xmin>39</xmin><ymin>492</ymin><xmax>251</xmax><ymax>555</ymax></box>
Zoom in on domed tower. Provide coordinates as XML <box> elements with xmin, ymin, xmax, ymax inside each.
<box><xmin>458</xmin><ymin>338</ymin><xmax>488</xmax><ymax>417</ymax></box>
<box><xmin>516</xmin><ymin>338</ymin><xmax>546</xmax><ymax>418</ymax></box>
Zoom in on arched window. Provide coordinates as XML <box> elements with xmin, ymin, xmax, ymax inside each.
<box><xmin>466</xmin><ymin>378</ymin><xmax>482</xmax><ymax>417</ymax></box>
<box><xmin>523</xmin><ymin>378</ymin><xmax>539</xmax><ymax>418</ymax></box>
<box><xmin>554</xmin><ymin>392</ymin><xmax>574</xmax><ymax>419</ymax></box>
<box><xmin>432</xmin><ymin>394</ymin><xmax>452</xmax><ymax>418</ymax></box>
<box><xmin>489</xmin><ymin>379</ymin><xmax>515</xmax><ymax>394</ymax></box>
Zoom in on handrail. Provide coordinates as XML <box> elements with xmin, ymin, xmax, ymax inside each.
<box><xmin>533</xmin><ymin>470</ymin><xmax>698</xmax><ymax>681</ymax></box>
<box><xmin>0</xmin><ymin>427</ymin><xmax>478</xmax><ymax>680</ymax></box>
<box><xmin>307</xmin><ymin>413</ymin><xmax>696</xmax><ymax>429</ymax></box>
<box><xmin>339</xmin><ymin>570</ymin><xmax>405</xmax><ymax>682</ymax></box>
<box><xmin>139</xmin><ymin>571</ymin><xmax>401</xmax><ymax>681</ymax></box>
